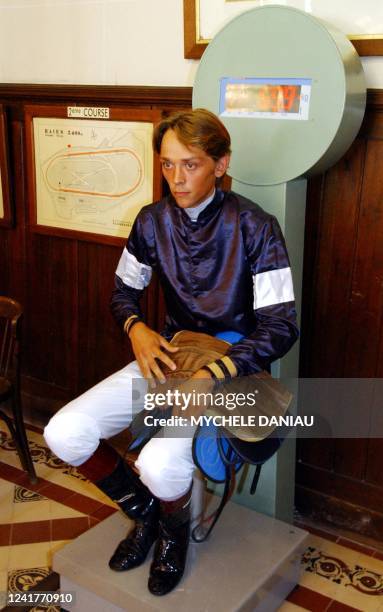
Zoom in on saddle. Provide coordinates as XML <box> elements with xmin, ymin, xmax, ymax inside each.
<box><xmin>127</xmin><ymin>331</ymin><xmax>294</xmax><ymax>540</ymax></box>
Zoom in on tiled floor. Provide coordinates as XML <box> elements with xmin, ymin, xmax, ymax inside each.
<box><xmin>1</xmin><ymin>419</ymin><xmax>383</xmax><ymax>611</ymax></box>
<box><xmin>0</xmin><ymin>420</ymin><xmax>117</xmax><ymax>611</ymax></box>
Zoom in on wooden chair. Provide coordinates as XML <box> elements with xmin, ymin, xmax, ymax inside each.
<box><xmin>0</xmin><ymin>296</ymin><xmax>37</xmax><ymax>483</ymax></box>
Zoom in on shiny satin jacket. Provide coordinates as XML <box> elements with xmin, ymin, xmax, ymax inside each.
<box><xmin>111</xmin><ymin>190</ymin><xmax>299</xmax><ymax>378</ymax></box>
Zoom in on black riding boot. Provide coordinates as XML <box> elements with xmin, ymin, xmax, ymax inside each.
<box><xmin>96</xmin><ymin>458</ymin><xmax>159</xmax><ymax>571</ymax></box>
<box><xmin>148</xmin><ymin>486</ymin><xmax>192</xmax><ymax>596</ymax></box>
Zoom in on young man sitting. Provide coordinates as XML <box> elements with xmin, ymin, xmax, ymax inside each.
<box><xmin>44</xmin><ymin>108</ymin><xmax>298</xmax><ymax>596</ymax></box>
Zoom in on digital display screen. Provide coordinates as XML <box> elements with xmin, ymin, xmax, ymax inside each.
<box><xmin>219</xmin><ymin>77</ymin><xmax>312</xmax><ymax>120</ymax></box>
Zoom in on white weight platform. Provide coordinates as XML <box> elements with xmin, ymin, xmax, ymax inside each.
<box><xmin>54</xmin><ymin>497</ymin><xmax>308</xmax><ymax>612</ymax></box>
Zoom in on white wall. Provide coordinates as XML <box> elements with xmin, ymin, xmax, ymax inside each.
<box><xmin>0</xmin><ymin>0</ymin><xmax>381</xmax><ymax>88</ymax></box>
<box><xmin>0</xmin><ymin>0</ymin><xmax>198</xmax><ymax>86</ymax></box>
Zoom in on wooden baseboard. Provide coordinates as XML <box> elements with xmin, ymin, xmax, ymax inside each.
<box><xmin>295</xmin><ymin>485</ymin><xmax>383</xmax><ymax>542</ymax></box>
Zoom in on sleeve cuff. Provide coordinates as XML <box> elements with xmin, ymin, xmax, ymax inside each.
<box><xmin>203</xmin><ymin>356</ymin><xmax>238</xmax><ymax>381</ymax></box>
<box><xmin>123</xmin><ymin>315</ymin><xmax>142</xmax><ymax>335</ymax></box>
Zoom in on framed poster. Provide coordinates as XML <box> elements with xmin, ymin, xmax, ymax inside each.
<box><xmin>25</xmin><ymin>105</ymin><xmax>162</xmax><ymax>245</ymax></box>
<box><xmin>184</xmin><ymin>0</ymin><xmax>383</xmax><ymax>59</ymax></box>
<box><xmin>0</xmin><ymin>105</ymin><xmax>12</xmax><ymax>228</ymax></box>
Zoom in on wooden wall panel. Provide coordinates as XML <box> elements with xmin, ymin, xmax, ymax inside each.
<box><xmin>305</xmin><ymin>139</ymin><xmax>365</xmax><ymax>377</ymax></box>
<box><xmin>24</xmin><ymin>233</ymin><xmax>78</xmax><ymax>391</ymax></box>
<box><xmin>0</xmin><ymin>84</ymin><xmax>191</xmax><ymax>415</ymax></box>
<box><xmin>343</xmin><ymin>138</ymin><xmax>383</xmax><ymax>377</ymax></box>
<box><xmin>297</xmin><ymin>91</ymin><xmax>383</xmax><ymax>538</ymax></box>
<box><xmin>366</xmin><ymin>438</ymin><xmax>383</xmax><ymax>487</ymax></box>
<box><xmin>298</xmin><ymin>140</ymin><xmax>366</xmax><ymax>473</ymax></box>
<box><xmin>0</xmin><ymin>119</ymin><xmax>25</xmax><ymax>303</ymax></box>
<box><xmin>0</xmin><ymin>229</ymin><xmax>10</xmax><ymax>295</ymax></box>
<box><xmin>77</xmin><ymin>242</ymin><xmax>132</xmax><ymax>393</ymax></box>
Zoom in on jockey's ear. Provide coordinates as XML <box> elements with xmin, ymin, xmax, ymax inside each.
<box><xmin>214</xmin><ymin>154</ymin><xmax>231</xmax><ymax>178</ymax></box>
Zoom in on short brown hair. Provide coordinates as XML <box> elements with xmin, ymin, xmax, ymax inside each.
<box><xmin>153</xmin><ymin>108</ymin><xmax>231</xmax><ymax>160</ymax></box>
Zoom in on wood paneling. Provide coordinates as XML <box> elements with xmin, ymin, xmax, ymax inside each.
<box><xmin>77</xmin><ymin>242</ymin><xmax>133</xmax><ymax>392</ymax></box>
<box><xmin>0</xmin><ymin>84</ymin><xmax>191</xmax><ymax>415</ymax></box>
<box><xmin>302</xmin><ymin>139</ymin><xmax>365</xmax><ymax>377</ymax></box>
<box><xmin>297</xmin><ymin>90</ymin><xmax>383</xmax><ymax>538</ymax></box>
<box><xmin>0</xmin><ymin>84</ymin><xmax>192</xmax><ymax>108</ymax></box>
<box><xmin>25</xmin><ymin>233</ymin><xmax>78</xmax><ymax>391</ymax></box>
<box><xmin>343</xmin><ymin>139</ymin><xmax>383</xmax><ymax>377</ymax></box>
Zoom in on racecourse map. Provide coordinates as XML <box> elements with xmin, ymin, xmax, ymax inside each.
<box><xmin>33</xmin><ymin>118</ymin><xmax>153</xmax><ymax>238</ymax></box>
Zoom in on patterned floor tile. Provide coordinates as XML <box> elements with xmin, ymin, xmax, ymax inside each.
<box><xmin>300</xmin><ymin>534</ymin><xmax>383</xmax><ymax>611</ymax></box>
<box><xmin>48</xmin><ymin>498</ymin><xmax>87</xmax><ymax>520</ymax></box>
<box><xmin>0</xmin><ymin>479</ymin><xmax>16</xmax><ymax>523</ymax></box>
<box><xmin>0</xmin><ymin>545</ymin><xmax>10</xmax><ymax>571</ymax></box>
<box><xmin>14</xmin><ymin>485</ymin><xmax>45</xmax><ymax>503</ymax></box>
<box><xmin>0</xmin><ymin>571</ymin><xmax>8</xmax><ymax>607</ymax></box>
<box><xmin>303</xmin><ymin>535</ymin><xmax>370</xmax><ymax>572</ymax></box>
<box><xmin>11</xmin><ymin>520</ymin><xmax>51</xmax><ymax>546</ymax></box>
<box><xmin>278</xmin><ymin>601</ymin><xmax>309</xmax><ymax>611</ymax></box>
<box><xmin>331</xmin><ymin>581</ymin><xmax>382</xmax><ymax>611</ymax></box>
<box><xmin>12</xmin><ymin>496</ymin><xmax>51</xmax><ymax>523</ymax></box>
<box><xmin>337</xmin><ymin>537</ymin><xmax>376</xmax><ymax>556</ymax></box>
<box><xmin>0</xmin><ymin>424</ymin><xmax>116</xmax><ymax>506</ymax></box>
<box><xmin>300</xmin><ymin>556</ymin><xmax>341</xmax><ymax>600</ymax></box>
<box><xmin>0</xmin><ymin>524</ymin><xmax>11</xmax><ymax>546</ymax></box>
<box><xmin>51</xmin><ymin>517</ymin><xmax>90</xmax><ymax>541</ymax></box>
<box><xmin>7</xmin><ymin>565</ymin><xmax>51</xmax><ymax>594</ymax></box>
<box><xmin>8</xmin><ymin>482</ymin><xmax>86</xmax><ymax>522</ymax></box>
<box><xmin>3</xmin><ymin>419</ymin><xmax>383</xmax><ymax>611</ymax></box>
<box><xmin>29</xmin><ymin>607</ymin><xmax>60</xmax><ymax>612</ymax></box>
<box><xmin>44</xmin><ymin>469</ymin><xmax>114</xmax><ymax>504</ymax></box>
<box><xmin>360</xmin><ymin>555</ymin><xmax>383</xmax><ymax>575</ymax></box>
<box><xmin>36</xmin><ymin>481</ymin><xmax>79</xmax><ymax>505</ymax></box>
<box><xmin>327</xmin><ymin>600</ymin><xmax>363</xmax><ymax>611</ymax></box>
<box><xmin>49</xmin><ymin>540</ymin><xmax>70</xmax><ymax>556</ymax></box>
<box><xmin>287</xmin><ymin>584</ymin><xmax>331</xmax><ymax>610</ymax></box>
<box><xmin>6</xmin><ymin>563</ymin><xmax>60</xmax><ymax>611</ymax></box>
<box><xmin>8</xmin><ymin>542</ymin><xmax>53</xmax><ymax>571</ymax></box>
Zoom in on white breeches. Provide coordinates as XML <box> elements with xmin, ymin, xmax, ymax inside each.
<box><xmin>43</xmin><ymin>361</ymin><xmax>195</xmax><ymax>501</ymax></box>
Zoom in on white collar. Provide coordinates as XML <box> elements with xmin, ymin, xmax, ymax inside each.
<box><xmin>183</xmin><ymin>190</ymin><xmax>216</xmax><ymax>222</ymax></box>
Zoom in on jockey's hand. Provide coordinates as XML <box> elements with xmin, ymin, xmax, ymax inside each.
<box><xmin>128</xmin><ymin>322</ymin><xmax>178</xmax><ymax>388</ymax></box>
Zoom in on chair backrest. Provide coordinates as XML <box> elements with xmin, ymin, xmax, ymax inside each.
<box><xmin>0</xmin><ymin>296</ymin><xmax>22</xmax><ymax>380</ymax></box>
